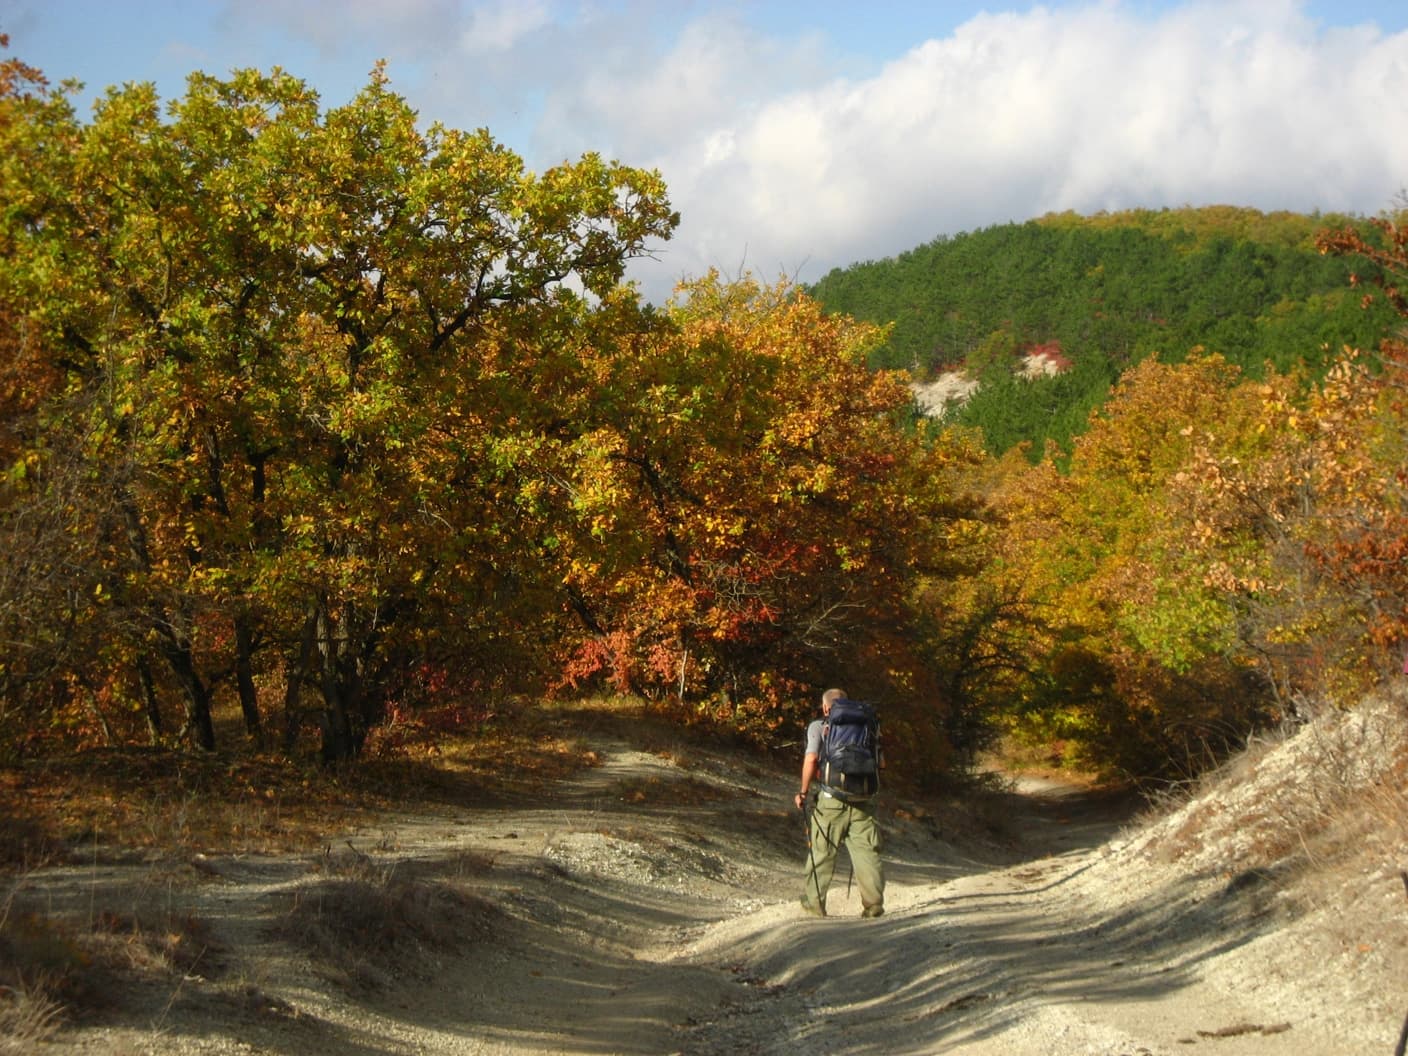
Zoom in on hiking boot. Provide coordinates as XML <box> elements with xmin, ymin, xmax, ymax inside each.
<box><xmin>799</xmin><ymin>898</ymin><xmax>826</xmax><ymax>918</ymax></box>
<box><xmin>861</xmin><ymin>905</ymin><xmax>885</xmax><ymax>919</ymax></box>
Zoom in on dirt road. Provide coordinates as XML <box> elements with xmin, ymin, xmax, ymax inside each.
<box><xmin>27</xmin><ymin>704</ymin><xmax>1403</xmax><ymax>1054</ymax></box>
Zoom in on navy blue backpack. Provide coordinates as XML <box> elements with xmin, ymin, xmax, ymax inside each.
<box><xmin>819</xmin><ymin>699</ymin><xmax>880</xmax><ymax>801</ymax></box>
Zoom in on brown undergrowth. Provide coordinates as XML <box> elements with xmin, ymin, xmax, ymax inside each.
<box><xmin>273</xmin><ymin>844</ymin><xmax>504</xmax><ymax>994</ymax></box>
<box><xmin>0</xmin><ymin>695</ymin><xmax>601</xmax><ymax>1043</ymax></box>
<box><xmin>0</xmin><ymin>698</ymin><xmax>591</xmax><ymax>870</ymax></box>
<box><xmin>0</xmin><ymin>870</ymin><xmax>221</xmax><ymax>1051</ymax></box>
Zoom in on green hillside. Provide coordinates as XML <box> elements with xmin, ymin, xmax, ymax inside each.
<box><xmin>808</xmin><ymin>206</ymin><xmax>1399</xmax><ymax>456</ymax></box>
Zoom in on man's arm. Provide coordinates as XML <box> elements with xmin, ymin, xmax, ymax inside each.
<box><xmin>794</xmin><ymin>752</ymin><xmax>818</xmax><ymax>811</ymax></box>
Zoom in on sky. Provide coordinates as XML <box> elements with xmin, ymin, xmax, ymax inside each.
<box><xmin>4</xmin><ymin>0</ymin><xmax>1408</xmax><ymax>303</ymax></box>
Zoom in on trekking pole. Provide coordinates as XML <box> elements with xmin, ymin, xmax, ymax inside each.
<box><xmin>802</xmin><ymin>793</ymin><xmax>828</xmax><ymax>909</ymax></box>
<box><xmin>1396</xmin><ymin>872</ymin><xmax>1408</xmax><ymax>1056</ymax></box>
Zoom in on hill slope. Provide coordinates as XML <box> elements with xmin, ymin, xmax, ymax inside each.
<box><xmin>809</xmin><ymin>206</ymin><xmax>1399</xmax><ymax>455</ymax></box>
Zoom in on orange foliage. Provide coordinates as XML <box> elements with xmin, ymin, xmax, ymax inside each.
<box><xmin>546</xmin><ymin>275</ymin><xmax>985</xmax><ymax>758</ymax></box>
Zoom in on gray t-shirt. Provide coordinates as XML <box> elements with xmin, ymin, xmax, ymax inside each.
<box><xmin>805</xmin><ymin>717</ymin><xmax>825</xmax><ymax>757</ymax></box>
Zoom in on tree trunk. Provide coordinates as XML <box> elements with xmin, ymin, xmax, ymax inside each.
<box><xmin>233</xmin><ymin>615</ymin><xmax>264</xmax><ymax>747</ymax></box>
<box><xmin>319</xmin><ymin>695</ymin><xmax>360</xmax><ymax>764</ymax></box>
<box><xmin>117</xmin><ymin>489</ymin><xmax>214</xmax><ymax>749</ymax></box>
<box><xmin>135</xmin><ymin>655</ymin><xmax>163</xmax><ymax>744</ymax></box>
<box><xmin>154</xmin><ymin>628</ymin><xmax>215</xmax><ymax>750</ymax></box>
<box><xmin>282</xmin><ymin>609</ymin><xmax>318</xmax><ymax>754</ymax></box>
<box><xmin>315</xmin><ymin>603</ymin><xmax>362</xmax><ymax>764</ymax></box>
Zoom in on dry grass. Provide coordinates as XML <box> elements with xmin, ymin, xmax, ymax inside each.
<box><xmin>605</xmin><ymin>773</ymin><xmax>750</xmax><ymax>805</ymax></box>
<box><xmin>0</xmin><ymin>695</ymin><xmax>599</xmax><ymax>1045</ymax></box>
<box><xmin>0</xmin><ymin>698</ymin><xmax>595</xmax><ymax>871</ymax></box>
<box><xmin>1135</xmin><ymin>691</ymin><xmax>1408</xmax><ymax>884</ymax></box>
<box><xmin>0</xmin><ymin>749</ymin><xmax>380</xmax><ymax>870</ymax></box>
<box><xmin>85</xmin><ymin>905</ymin><xmax>218</xmax><ymax>978</ymax></box>
<box><xmin>0</xmin><ymin>979</ymin><xmax>63</xmax><ymax>1053</ymax></box>
<box><xmin>0</xmin><ymin>911</ymin><xmax>87</xmax><ymax>1011</ymax></box>
<box><xmin>274</xmin><ymin>845</ymin><xmax>501</xmax><ymax>994</ymax></box>
<box><xmin>1308</xmin><ymin>738</ymin><xmax>1408</xmax><ymax>862</ymax></box>
<box><xmin>0</xmin><ymin>870</ymin><xmax>221</xmax><ymax>1052</ymax></box>
<box><xmin>0</xmin><ymin>877</ymin><xmax>89</xmax><ymax>1038</ymax></box>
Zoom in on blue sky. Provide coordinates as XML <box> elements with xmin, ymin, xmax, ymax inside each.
<box><xmin>4</xmin><ymin>1</ymin><xmax>1407</xmax><ymax>301</ymax></box>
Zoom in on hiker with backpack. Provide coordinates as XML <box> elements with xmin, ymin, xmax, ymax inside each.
<box><xmin>794</xmin><ymin>688</ymin><xmax>885</xmax><ymax>919</ymax></box>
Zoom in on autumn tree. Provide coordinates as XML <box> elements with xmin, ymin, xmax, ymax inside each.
<box><xmin>0</xmin><ymin>42</ymin><xmax>125</xmax><ymax>754</ymax></box>
<box><xmin>0</xmin><ymin>60</ymin><xmax>677</xmax><ymax>759</ymax></box>
<box><xmin>539</xmin><ymin>274</ymin><xmax>987</xmax><ymax>770</ymax></box>
<box><xmin>1148</xmin><ymin>214</ymin><xmax>1408</xmax><ymax>712</ymax></box>
<box><xmin>977</xmin><ymin>356</ymin><xmax>1291</xmax><ymax>781</ymax></box>
<box><xmin>1309</xmin><ymin>215</ymin><xmax>1408</xmax><ymax>671</ymax></box>
<box><xmin>966</xmin><ymin>213</ymin><xmax>1408</xmax><ymax>782</ymax></box>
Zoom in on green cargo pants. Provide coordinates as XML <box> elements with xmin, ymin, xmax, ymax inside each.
<box><xmin>801</xmin><ymin>791</ymin><xmax>884</xmax><ymax>916</ymax></box>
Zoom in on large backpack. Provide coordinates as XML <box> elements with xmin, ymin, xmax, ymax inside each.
<box><xmin>819</xmin><ymin>699</ymin><xmax>880</xmax><ymax>801</ymax></box>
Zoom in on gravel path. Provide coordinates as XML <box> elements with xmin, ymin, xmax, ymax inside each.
<box><xmin>17</xmin><ymin>703</ymin><xmax>1407</xmax><ymax>1055</ymax></box>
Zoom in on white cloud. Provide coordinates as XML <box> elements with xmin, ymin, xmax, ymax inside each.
<box><xmin>529</xmin><ymin>8</ymin><xmax>833</xmax><ymax>163</ymax></box>
<box><xmin>203</xmin><ymin>1</ymin><xmax>1408</xmax><ymax>304</ymax></box>
<box><xmin>610</xmin><ymin>1</ymin><xmax>1408</xmax><ymax>301</ymax></box>
<box><xmin>461</xmin><ymin>0</ymin><xmax>553</xmax><ymax>54</ymax></box>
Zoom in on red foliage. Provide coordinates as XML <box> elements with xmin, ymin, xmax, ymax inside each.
<box><xmin>1023</xmin><ymin>339</ymin><xmax>1073</xmax><ymax>373</ymax></box>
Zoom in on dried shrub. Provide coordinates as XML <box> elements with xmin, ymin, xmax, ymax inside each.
<box><xmin>275</xmin><ymin>850</ymin><xmax>499</xmax><ymax>993</ymax></box>
<box><xmin>0</xmin><ymin>978</ymin><xmax>64</xmax><ymax>1053</ymax></box>
<box><xmin>0</xmin><ymin>908</ymin><xmax>89</xmax><ymax>1007</ymax></box>
<box><xmin>1139</xmin><ymin>691</ymin><xmax>1408</xmax><ymax>875</ymax></box>
<box><xmin>0</xmin><ymin>872</ymin><xmax>223</xmax><ymax>1050</ymax></box>
<box><xmin>86</xmin><ymin>908</ymin><xmax>216</xmax><ymax>977</ymax></box>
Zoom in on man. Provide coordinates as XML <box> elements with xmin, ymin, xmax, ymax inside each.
<box><xmin>794</xmin><ymin>688</ymin><xmax>884</xmax><ymax>918</ymax></box>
